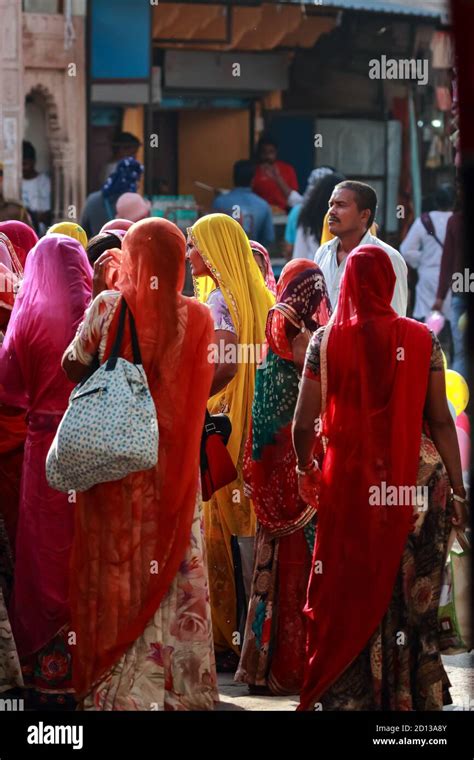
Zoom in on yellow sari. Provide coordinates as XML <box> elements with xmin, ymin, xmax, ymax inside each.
<box><xmin>190</xmin><ymin>214</ymin><xmax>275</xmax><ymax>653</ymax></box>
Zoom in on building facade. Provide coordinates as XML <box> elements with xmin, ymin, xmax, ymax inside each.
<box><xmin>0</xmin><ymin>0</ymin><xmax>87</xmax><ymax>221</ymax></box>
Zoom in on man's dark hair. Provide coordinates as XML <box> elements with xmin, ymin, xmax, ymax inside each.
<box><xmin>256</xmin><ymin>133</ymin><xmax>278</xmax><ymax>155</ymax></box>
<box><xmin>233</xmin><ymin>160</ymin><xmax>255</xmax><ymax>187</ymax></box>
<box><xmin>299</xmin><ymin>172</ymin><xmax>346</xmax><ymax>242</ymax></box>
<box><xmin>434</xmin><ymin>183</ymin><xmax>455</xmax><ymax>211</ymax></box>
<box><xmin>23</xmin><ymin>140</ymin><xmax>36</xmax><ymax>162</ymax></box>
<box><xmin>86</xmin><ymin>232</ymin><xmax>122</xmax><ymax>266</ymax></box>
<box><xmin>113</xmin><ymin>132</ymin><xmax>141</xmax><ymax>148</ymax></box>
<box><xmin>336</xmin><ymin>180</ymin><xmax>378</xmax><ymax>229</ymax></box>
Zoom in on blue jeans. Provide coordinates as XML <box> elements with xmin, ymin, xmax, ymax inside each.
<box><xmin>450</xmin><ymin>294</ymin><xmax>467</xmax><ymax>379</ymax></box>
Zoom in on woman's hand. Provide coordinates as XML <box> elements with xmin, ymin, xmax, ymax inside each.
<box><xmin>297</xmin><ymin>461</ymin><xmax>321</xmax><ymax>508</ymax></box>
<box><xmin>93</xmin><ymin>252</ymin><xmax>114</xmax><ymax>299</ymax></box>
<box><xmin>451</xmin><ymin>487</ymin><xmax>469</xmax><ymax>531</ymax></box>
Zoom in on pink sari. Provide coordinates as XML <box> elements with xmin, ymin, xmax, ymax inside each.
<box><xmin>0</xmin><ymin>235</ymin><xmax>92</xmax><ymax>659</ymax></box>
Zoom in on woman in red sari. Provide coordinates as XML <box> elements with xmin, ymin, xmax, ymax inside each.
<box><xmin>236</xmin><ymin>260</ymin><xmax>331</xmax><ymax>695</ymax></box>
<box><xmin>0</xmin><ymin>234</ymin><xmax>92</xmax><ymax>708</ymax></box>
<box><xmin>62</xmin><ymin>217</ymin><xmax>217</xmax><ymax>710</ymax></box>
<box><xmin>293</xmin><ymin>245</ymin><xmax>468</xmax><ymax>710</ymax></box>
<box><xmin>0</xmin><ymin>221</ymin><xmax>37</xmax><ymax>269</ymax></box>
<box><xmin>0</xmin><ymin>231</ymin><xmax>29</xmax><ymax>554</ymax></box>
<box><xmin>0</xmin><ymin>232</ymin><xmax>25</xmax><ymax>695</ymax></box>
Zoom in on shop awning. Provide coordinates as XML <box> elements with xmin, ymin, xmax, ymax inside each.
<box><xmin>153</xmin><ymin>3</ymin><xmax>336</xmax><ymax>50</ymax></box>
<box><xmin>287</xmin><ymin>0</ymin><xmax>446</xmax><ymax>19</ymax></box>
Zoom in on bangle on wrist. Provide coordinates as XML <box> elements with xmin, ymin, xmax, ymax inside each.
<box><xmin>452</xmin><ymin>493</ymin><xmax>468</xmax><ymax>505</ymax></box>
<box><xmin>296</xmin><ymin>459</ymin><xmax>317</xmax><ymax>476</ymax></box>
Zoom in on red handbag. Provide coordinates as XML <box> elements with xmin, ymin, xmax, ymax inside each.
<box><xmin>200</xmin><ymin>412</ymin><xmax>237</xmax><ymax>502</ymax></box>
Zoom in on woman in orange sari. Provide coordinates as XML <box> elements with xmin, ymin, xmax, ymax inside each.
<box><xmin>63</xmin><ymin>217</ymin><xmax>217</xmax><ymax>710</ymax></box>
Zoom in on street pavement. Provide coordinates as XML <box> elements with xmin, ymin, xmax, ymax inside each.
<box><xmin>216</xmin><ymin>653</ymin><xmax>474</xmax><ymax>711</ymax></box>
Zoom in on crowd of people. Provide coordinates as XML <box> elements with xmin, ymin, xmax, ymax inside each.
<box><xmin>0</xmin><ymin>147</ymin><xmax>469</xmax><ymax>713</ymax></box>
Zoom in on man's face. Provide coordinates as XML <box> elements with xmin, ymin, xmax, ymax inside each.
<box><xmin>328</xmin><ymin>188</ymin><xmax>369</xmax><ymax>236</ymax></box>
<box><xmin>260</xmin><ymin>143</ymin><xmax>277</xmax><ymax>164</ymax></box>
<box><xmin>22</xmin><ymin>158</ymin><xmax>35</xmax><ymax>178</ymax></box>
<box><xmin>117</xmin><ymin>144</ymin><xmax>139</xmax><ymax>160</ymax></box>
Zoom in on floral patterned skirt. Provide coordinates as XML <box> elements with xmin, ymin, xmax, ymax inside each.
<box><xmin>317</xmin><ymin>434</ymin><xmax>453</xmax><ymax>711</ymax></box>
<box><xmin>235</xmin><ymin>521</ymin><xmax>314</xmax><ymax>695</ymax></box>
<box><xmin>21</xmin><ymin>626</ymin><xmax>75</xmax><ymax>710</ymax></box>
<box><xmin>83</xmin><ymin>495</ymin><xmax>218</xmax><ymax>711</ymax></box>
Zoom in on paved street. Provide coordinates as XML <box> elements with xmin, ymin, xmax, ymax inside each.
<box><xmin>217</xmin><ymin>653</ymin><xmax>474</xmax><ymax>711</ymax></box>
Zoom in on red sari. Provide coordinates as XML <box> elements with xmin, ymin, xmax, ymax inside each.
<box><xmin>0</xmin><ymin>232</ymin><xmax>26</xmax><ymax>554</ymax></box>
<box><xmin>299</xmin><ymin>246</ymin><xmax>433</xmax><ymax>709</ymax></box>
<box><xmin>69</xmin><ymin>218</ymin><xmax>215</xmax><ymax>700</ymax></box>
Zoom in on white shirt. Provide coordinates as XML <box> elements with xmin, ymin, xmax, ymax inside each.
<box><xmin>21</xmin><ymin>174</ymin><xmax>51</xmax><ymax>213</ymax></box>
<box><xmin>314</xmin><ymin>230</ymin><xmax>408</xmax><ymax>316</ymax></box>
<box><xmin>399</xmin><ymin>211</ymin><xmax>452</xmax><ymax>320</ymax></box>
<box><xmin>292</xmin><ymin>227</ymin><xmax>319</xmax><ymax>261</ymax></box>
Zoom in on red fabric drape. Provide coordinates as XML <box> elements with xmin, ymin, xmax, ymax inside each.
<box><xmin>299</xmin><ymin>246</ymin><xmax>432</xmax><ymax>709</ymax></box>
<box><xmin>69</xmin><ymin>218</ymin><xmax>215</xmax><ymax>699</ymax></box>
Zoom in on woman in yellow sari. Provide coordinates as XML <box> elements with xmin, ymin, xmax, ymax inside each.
<box><xmin>187</xmin><ymin>214</ymin><xmax>274</xmax><ymax>669</ymax></box>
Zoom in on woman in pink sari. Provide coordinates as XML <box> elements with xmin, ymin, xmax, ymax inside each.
<box><xmin>0</xmin><ymin>234</ymin><xmax>92</xmax><ymax>708</ymax></box>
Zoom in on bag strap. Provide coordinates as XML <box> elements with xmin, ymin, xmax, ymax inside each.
<box><xmin>421</xmin><ymin>212</ymin><xmax>443</xmax><ymax>248</ymax></box>
<box><xmin>106</xmin><ymin>297</ymin><xmax>143</xmax><ymax>370</ymax></box>
<box><xmin>203</xmin><ymin>409</ymin><xmax>217</xmax><ymax>436</ymax></box>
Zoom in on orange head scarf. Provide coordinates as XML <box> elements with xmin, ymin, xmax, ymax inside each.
<box><xmin>70</xmin><ymin>217</ymin><xmax>215</xmax><ymax>698</ymax></box>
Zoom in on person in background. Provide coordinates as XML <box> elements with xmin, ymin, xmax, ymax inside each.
<box><xmin>212</xmin><ymin>161</ymin><xmax>275</xmax><ymax>249</ymax></box>
<box><xmin>100</xmin><ymin>132</ymin><xmax>141</xmax><ymax>185</ymax></box>
<box><xmin>0</xmin><ymin>235</ymin><xmax>92</xmax><ymax>709</ymax></box>
<box><xmin>0</xmin><ymin>163</ymin><xmax>32</xmax><ymax>225</ymax></box>
<box><xmin>80</xmin><ymin>158</ymin><xmax>143</xmax><ymax>238</ymax></box>
<box><xmin>293</xmin><ymin>172</ymin><xmax>346</xmax><ymax>260</ymax></box>
<box><xmin>283</xmin><ymin>167</ymin><xmax>336</xmax><ymax>259</ymax></box>
<box><xmin>400</xmin><ymin>184</ymin><xmax>454</xmax><ymax>321</ymax></box>
<box><xmin>249</xmin><ymin>240</ymin><xmax>277</xmax><ymax>295</ymax></box>
<box><xmin>433</xmin><ymin>208</ymin><xmax>466</xmax><ymax>377</ymax></box>
<box><xmin>48</xmin><ymin>221</ymin><xmax>88</xmax><ymax>250</ymax></box>
<box><xmin>115</xmin><ymin>192</ymin><xmax>151</xmax><ymax>224</ymax></box>
<box><xmin>293</xmin><ymin>246</ymin><xmax>467</xmax><ymax>711</ymax></box>
<box><xmin>315</xmin><ymin>180</ymin><xmax>408</xmax><ymax>316</ymax></box>
<box><xmin>252</xmin><ymin>135</ymin><xmax>300</xmax><ymax>212</ymax></box>
<box><xmin>21</xmin><ymin>141</ymin><xmax>51</xmax><ymax>236</ymax></box>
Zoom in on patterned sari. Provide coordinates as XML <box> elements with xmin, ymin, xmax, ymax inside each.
<box><xmin>236</xmin><ymin>261</ymin><xmax>331</xmax><ymax>694</ymax></box>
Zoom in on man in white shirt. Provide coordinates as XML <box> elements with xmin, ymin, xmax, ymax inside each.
<box><xmin>22</xmin><ymin>141</ymin><xmax>51</xmax><ymax>236</ymax></box>
<box><xmin>315</xmin><ymin>180</ymin><xmax>408</xmax><ymax>316</ymax></box>
<box><xmin>399</xmin><ymin>185</ymin><xmax>454</xmax><ymax>320</ymax></box>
